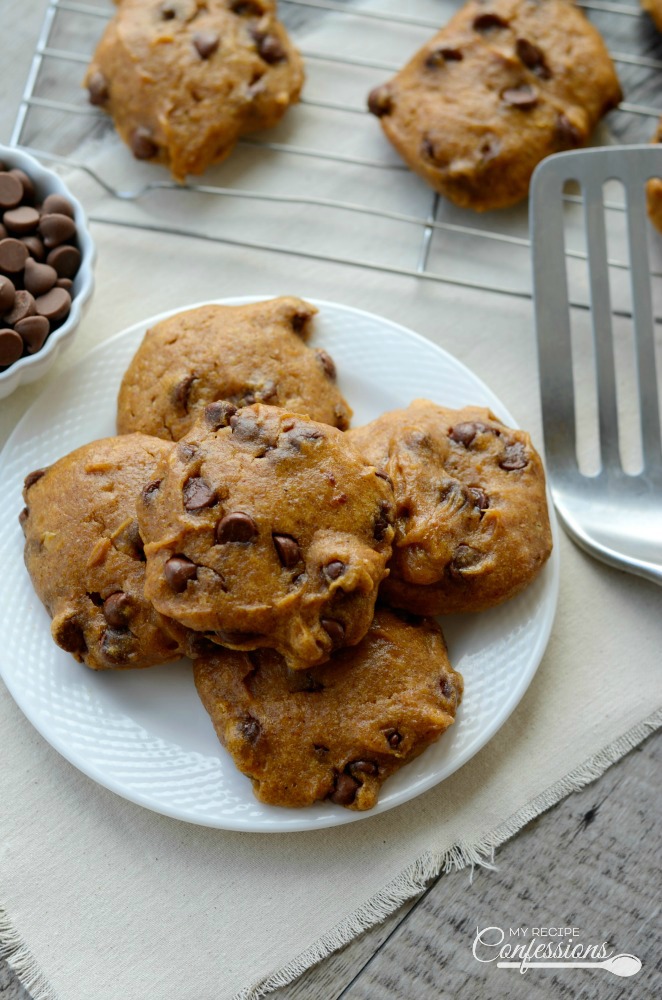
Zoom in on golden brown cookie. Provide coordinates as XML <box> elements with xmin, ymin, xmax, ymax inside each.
<box><xmin>194</xmin><ymin>607</ymin><xmax>463</xmax><ymax>810</ymax></box>
<box><xmin>84</xmin><ymin>0</ymin><xmax>303</xmax><ymax>181</ymax></box>
<box><xmin>20</xmin><ymin>434</ymin><xmax>197</xmax><ymax>670</ymax></box>
<box><xmin>138</xmin><ymin>403</ymin><xmax>395</xmax><ymax>669</ymax></box>
<box><xmin>367</xmin><ymin>0</ymin><xmax>621</xmax><ymax>211</ymax></box>
<box><xmin>117</xmin><ymin>297</ymin><xmax>352</xmax><ymax>441</ymax></box>
<box><xmin>347</xmin><ymin>400</ymin><xmax>552</xmax><ymax>615</ymax></box>
<box><xmin>647</xmin><ymin>121</ymin><xmax>662</xmax><ymax>233</ymax></box>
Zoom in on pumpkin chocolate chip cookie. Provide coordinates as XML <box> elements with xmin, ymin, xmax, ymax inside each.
<box><xmin>20</xmin><ymin>434</ymin><xmax>195</xmax><ymax>670</ymax></box>
<box><xmin>84</xmin><ymin>0</ymin><xmax>303</xmax><ymax>181</ymax></box>
<box><xmin>117</xmin><ymin>297</ymin><xmax>352</xmax><ymax>441</ymax></box>
<box><xmin>193</xmin><ymin>607</ymin><xmax>463</xmax><ymax>810</ymax></box>
<box><xmin>348</xmin><ymin>400</ymin><xmax>552</xmax><ymax>616</ymax></box>
<box><xmin>367</xmin><ymin>0</ymin><xmax>621</xmax><ymax>210</ymax></box>
<box><xmin>138</xmin><ymin>403</ymin><xmax>395</xmax><ymax>669</ymax></box>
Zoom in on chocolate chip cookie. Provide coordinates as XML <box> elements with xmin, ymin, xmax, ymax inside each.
<box><xmin>138</xmin><ymin>403</ymin><xmax>395</xmax><ymax>669</ymax></box>
<box><xmin>348</xmin><ymin>400</ymin><xmax>552</xmax><ymax>615</ymax></box>
<box><xmin>84</xmin><ymin>0</ymin><xmax>303</xmax><ymax>182</ymax></box>
<box><xmin>117</xmin><ymin>297</ymin><xmax>352</xmax><ymax>441</ymax></box>
<box><xmin>193</xmin><ymin>607</ymin><xmax>463</xmax><ymax>810</ymax></box>
<box><xmin>642</xmin><ymin>0</ymin><xmax>662</xmax><ymax>31</ymax></box>
<box><xmin>367</xmin><ymin>0</ymin><xmax>621</xmax><ymax>211</ymax></box>
<box><xmin>21</xmin><ymin>434</ymin><xmax>196</xmax><ymax>670</ymax></box>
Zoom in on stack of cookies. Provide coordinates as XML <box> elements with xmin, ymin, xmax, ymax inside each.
<box><xmin>20</xmin><ymin>297</ymin><xmax>552</xmax><ymax>811</ymax></box>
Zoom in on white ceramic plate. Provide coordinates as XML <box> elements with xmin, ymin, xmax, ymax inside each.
<box><xmin>0</xmin><ymin>298</ymin><xmax>560</xmax><ymax>832</ymax></box>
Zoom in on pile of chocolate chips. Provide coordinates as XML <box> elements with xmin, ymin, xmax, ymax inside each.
<box><xmin>0</xmin><ymin>162</ymin><xmax>82</xmax><ymax>371</ymax></box>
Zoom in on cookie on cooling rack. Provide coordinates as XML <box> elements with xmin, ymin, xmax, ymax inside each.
<box><xmin>641</xmin><ymin>0</ymin><xmax>662</xmax><ymax>31</ymax></box>
<box><xmin>84</xmin><ymin>0</ymin><xmax>303</xmax><ymax>181</ymax></box>
<box><xmin>138</xmin><ymin>403</ymin><xmax>395</xmax><ymax>670</ymax></box>
<box><xmin>193</xmin><ymin>607</ymin><xmax>463</xmax><ymax>810</ymax></box>
<box><xmin>117</xmin><ymin>297</ymin><xmax>352</xmax><ymax>441</ymax></box>
<box><xmin>367</xmin><ymin>0</ymin><xmax>621</xmax><ymax>211</ymax></box>
<box><xmin>347</xmin><ymin>399</ymin><xmax>552</xmax><ymax>616</ymax></box>
<box><xmin>20</xmin><ymin>434</ymin><xmax>200</xmax><ymax>670</ymax></box>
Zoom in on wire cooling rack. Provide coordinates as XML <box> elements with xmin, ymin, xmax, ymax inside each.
<box><xmin>9</xmin><ymin>0</ymin><xmax>662</xmax><ymax>307</ymax></box>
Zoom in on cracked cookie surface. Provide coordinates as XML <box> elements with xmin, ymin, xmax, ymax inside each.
<box><xmin>348</xmin><ymin>399</ymin><xmax>552</xmax><ymax>615</ymax></box>
<box><xmin>117</xmin><ymin>297</ymin><xmax>351</xmax><ymax>441</ymax></box>
<box><xmin>21</xmin><ymin>434</ymin><xmax>195</xmax><ymax>670</ymax></box>
<box><xmin>138</xmin><ymin>403</ymin><xmax>395</xmax><ymax>669</ymax></box>
<box><xmin>367</xmin><ymin>0</ymin><xmax>621</xmax><ymax>210</ymax></box>
<box><xmin>84</xmin><ymin>0</ymin><xmax>303</xmax><ymax>181</ymax></box>
<box><xmin>193</xmin><ymin>607</ymin><xmax>463</xmax><ymax>810</ymax></box>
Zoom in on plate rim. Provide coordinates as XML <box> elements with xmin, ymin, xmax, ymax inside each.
<box><xmin>0</xmin><ymin>296</ymin><xmax>560</xmax><ymax>832</ymax></box>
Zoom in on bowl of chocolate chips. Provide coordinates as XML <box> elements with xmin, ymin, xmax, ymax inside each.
<box><xmin>0</xmin><ymin>145</ymin><xmax>94</xmax><ymax>399</ymax></box>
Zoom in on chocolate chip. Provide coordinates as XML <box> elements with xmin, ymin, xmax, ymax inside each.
<box><xmin>6</xmin><ymin>290</ymin><xmax>36</xmax><ymax>325</ymax></box>
<box><xmin>159</xmin><ymin>0</ymin><xmax>177</xmax><ymax>17</ymax></box>
<box><xmin>56</xmin><ymin>278</ymin><xmax>73</xmax><ymax>291</ymax></box>
<box><xmin>172</xmin><ymin>374</ymin><xmax>196</xmax><ymax>412</ymax></box>
<box><xmin>39</xmin><ymin>213</ymin><xmax>77</xmax><ymax>249</ymax></box>
<box><xmin>348</xmin><ymin>760</ymin><xmax>379</xmax><ymax>777</ymax></box>
<box><xmin>216</xmin><ymin>512</ymin><xmax>258</xmax><ymax>543</ymax></box>
<box><xmin>183</xmin><ymin>476</ymin><xmax>217</xmax><ymax>511</ymax></box>
<box><xmin>556</xmin><ymin>113</ymin><xmax>583</xmax><ymax>148</ymax></box>
<box><xmin>375</xmin><ymin>470</ymin><xmax>393</xmax><ymax>490</ymax></box>
<box><xmin>21</xmin><ymin>235</ymin><xmax>45</xmax><ymax>261</ymax></box>
<box><xmin>231</xmin><ymin>0</ymin><xmax>263</xmax><ymax>13</ymax></box>
<box><xmin>42</xmin><ymin>194</ymin><xmax>75</xmax><ymax>218</ymax></box>
<box><xmin>101</xmin><ymin>627</ymin><xmax>134</xmax><ymax>664</ymax></box>
<box><xmin>141</xmin><ymin>479</ymin><xmax>161</xmax><ymax>504</ymax></box>
<box><xmin>23</xmin><ymin>258</ymin><xmax>57</xmax><ymax>297</ymax></box>
<box><xmin>273</xmin><ymin>533</ymin><xmax>300</xmax><ymax>568</ymax></box>
<box><xmin>53</xmin><ymin>616</ymin><xmax>86</xmax><ymax>654</ymax></box>
<box><xmin>449</xmin><ymin>421</ymin><xmax>487</xmax><ymax>447</ymax></box>
<box><xmin>329</xmin><ymin>772</ymin><xmax>360</xmax><ymax>806</ymax></box>
<box><xmin>253</xmin><ymin>30</ymin><xmax>286</xmax><ymax>63</ymax></box>
<box><xmin>314</xmin><ymin>743</ymin><xmax>329</xmax><ymax>755</ymax></box>
<box><xmin>103</xmin><ymin>592</ymin><xmax>131</xmax><ymax>628</ymax></box>
<box><xmin>8</xmin><ymin>169</ymin><xmax>35</xmax><ymax>204</ymax></box>
<box><xmin>0</xmin><ymin>173</ymin><xmax>23</xmax><ymax>210</ymax></box>
<box><xmin>205</xmin><ymin>400</ymin><xmax>237</xmax><ymax>429</ymax></box>
<box><xmin>291</xmin><ymin>311</ymin><xmax>311</xmax><ymax>334</ymax></box>
<box><xmin>177</xmin><ymin>442</ymin><xmax>197</xmax><ymax>462</ymax></box>
<box><xmin>367</xmin><ymin>85</ymin><xmax>393</xmax><ymax>117</ymax></box>
<box><xmin>502</xmin><ymin>85</ymin><xmax>539</xmax><ymax>109</ymax></box>
<box><xmin>440</xmin><ymin>677</ymin><xmax>456</xmax><ymax>700</ymax></box>
<box><xmin>425</xmin><ymin>46</ymin><xmax>463</xmax><ymax>68</ymax></box>
<box><xmin>315</xmin><ymin>348</ymin><xmax>336</xmax><ymax>380</ymax></box>
<box><xmin>0</xmin><ymin>330</ymin><xmax>23</xmax><ymax>366</ymax></box>
<box><xmin>193</xmin><ymin>31</ymin><xmax>220</xmax><ymax>58</ymax></box>
<box><xmin>373</xmin><ymin>500</ymin><xmax>392</xmax><ymax>542</ymax></box>
<box><xmin>324</xmin><ymin>560</ymin><xmax>345</xmax><ymax>581</ymax></box>
<box><xmin>19</xmin><ymin>507</ymin><xmax>29</xmax><ymax>530</ymax></box>
<box><xmin>35</xmin><ymin>287</ymin><xmax>71</xmax><ymax>324</ymax></box>
<box><xmin>468</xmin><ymin>486</ymin><xmax>490</xmax><ymax>511</ymax></box>
<box><xmin>500</xmin><ymin>441</ymin><xmax>528</xmax><ymax>470</ymax></box>
<box><xmin>421</xmin><ymin>135</ymin><xmax>437</xmax><ymax>162</ymax></box>
<box><xmin>15</xmin><ymin>315</ymin><xmax>50</xmax><ymax>354</ymax></box>
<box><xmin>515</xmin><ymin>38</ymin><xmax>550</xmax><ymax>79</ymax></box>
<box><xmin>321</xmin><ymin>618</ymin><xmax>345</xmax><ymax>646</ymax></box>
<box><xmin>3</xmin><ymin>206</ymin><xmax>39</xmax><ymax>236</ymax></box>
<box><xmin>216</xmin><ymin>628</ymin><xmax>262</xmax><ymax>644</ymax></box>
<box><xmin>238</xmin><ymin>715</ymin><xmax>261</xmax><ymax>744</ymax></box>
<box><xmin>449</xmin><ymin>544</ymin><xmax>480</xmax><ymax>577</ymax></box>
<box><xmin>0</xmin><ymin>275</ymin><xmax>15</xmax><ymax>313</ymax></box>
<box><xmin>384</xmin><ymin>728</ymin><xmax>402</xmax><ymax>749</ymax></box>
<box><xmin>46</xmin><ymin>245</ymin><xmax>81</xmax><ymax>279</ymax></box>
<box><xmin>87</xmin><ymin>70</ymin><xmax>109</xmax><ymax>106</ymax></box>
<box><xmin>473</xmin><ymin>13</ymin><xmax>508</xmax><ymax>31</ymax></box>
<box><xmin>130</xmin><ymin>127</ymin><xmax>158</xmax><ymax>161</ymax></box>
<box><xmin>164</xmin><ymin>555</ymin><xmax>198</xmax><ymax>592</ymax></box>
<box><xmin>0</xmin><ymin>238</ymin><xmax>29</xmax><ymax>273</ymax></box>
<box><xmin>24</xmin><ymin>468</ymin><xmax>45</xmax><ymax>490</ymax></box>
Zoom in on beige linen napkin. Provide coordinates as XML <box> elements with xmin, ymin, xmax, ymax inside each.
<box><xmin>1</xmin><ymin>224</ymin><xmax>661</xmax><ymax>1000</ymax></box>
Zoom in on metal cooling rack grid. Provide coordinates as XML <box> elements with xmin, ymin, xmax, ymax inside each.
<box><xmin>9</xmin><ymin>0</ymin><xmax>662</xmax><ymax>308</ymax></box>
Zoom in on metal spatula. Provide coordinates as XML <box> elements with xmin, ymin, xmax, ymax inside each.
<box><xmin>531</xmin><ymin>145</ymin><xmax>662</xmax><ymax>586</ymax></box>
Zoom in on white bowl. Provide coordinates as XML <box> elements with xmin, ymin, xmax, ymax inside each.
<box><xmin>0</xmin><ymin>145</ymin><xmax>95</xmax><ymax>399</ymax></box>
